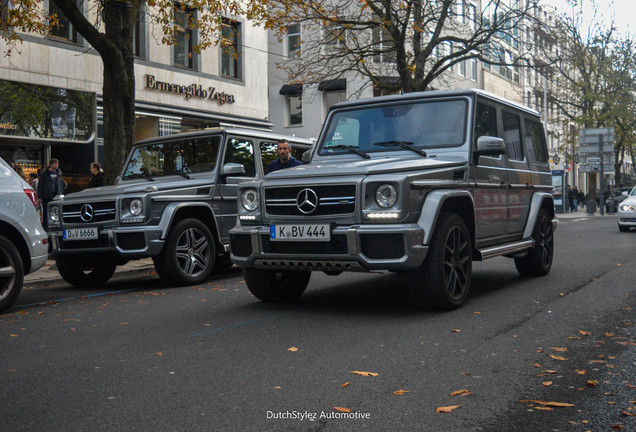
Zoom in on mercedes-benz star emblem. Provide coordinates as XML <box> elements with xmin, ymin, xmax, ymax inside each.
<box><xmin>296</xmin><ymin>188</ymin><xmax>319</xmax><ymax>215</ymax></box>
<box><xmin>80</xmin><ymin>204</ymin><xmax>94</xmax><ymax>222</ymax></box>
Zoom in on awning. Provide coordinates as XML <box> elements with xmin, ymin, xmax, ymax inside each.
<box><xmin>318</xmin><ymin>78</ymin><xmax>346</xmax><ymax>92</ymax></box>
<box><xmin>279</xmin><ymin>84</ymin><xmax>303</xmax><ymax>96</ymax></box>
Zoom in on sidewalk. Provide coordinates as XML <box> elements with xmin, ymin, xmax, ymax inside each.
<box><xmin>557</xmin><ymin>208</ymin><xmax>617</xmax><ymax>219</ymax></box>
<box><xmin>24</xmin><ymin>257</ymin><xmax>156</xmax><ymax>285</ymax></box>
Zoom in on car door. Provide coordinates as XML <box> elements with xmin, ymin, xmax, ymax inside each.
<box><xmin>502</xmin><ymin>109</ymin><xmax>532</xmax><ymax>236</ymax></box>
<box><xmin>215</xmin><ymin>136</ymin><xmax>257</xmax><ymax>242</ymax></box>
<box><xmin>472</xmin><ymin>101</ymin><xmax>509</xmax><ymax>243</ymax></box>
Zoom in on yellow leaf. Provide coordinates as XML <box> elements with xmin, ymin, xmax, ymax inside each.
<box><xmin>341</xmin><ymin>382</ymin><xmax>351</xmax><ymax>388</ymax></box>
<box><xmin>450</xmin><ymin>389</ymin><xmax>470</xmax><ymax>397</ymax></box>
<box><xmin>333</xmin><ymin>407</ymin><xmax>351</xmax><ymax>413</ymax></box>
<box><xmin>287</xmin><ymin>347</ymin><xmax>298</xmax><ymax>352</ymax></box>
<box><xmin>436</xmin><ymin>405</ymin><xmax>461</xmax><ymax>413</ymax></box>
<box><xmin>451</xmin><ymin>329</ymin><xmax>461</xmax><ymax>333</ymax></box>
<box><xmin>548</xmin><ymin>354</ymin><xmax>568</xmax><ymax>361</ymax></box>
<box><xmin>543</xmin><ymin>370</ymin><xmax>558</xmax><ymax>374</ymax></box>
<box><xmin>350</xmin><ymin>371</ymin><xmax>378</xmax><ymax>377</ymax></box>
<box><xmin>520</xmin><ymin>400</ymin><xmax>575</xmax><ymax>408</ymax></box>
<box><xmin>393</xmin><ymin>390</ymin><xmax>410</xmax><ymax>395</ymax></box>
<box><xmin>542</xmin><ymin>381</ymin><xmax>553</xmax><ymax>386</ymax></box>
<box><xmin>551</xmin><ymin>347</ymin><xmax>568</xmax><ymax>352</ymax></box>
<box><xmin>586</xmin><ymin>380</ymin><xmax>598</xmax><ymax>388</ymax></box>
<box><xmin>579</xmin><ymin>330</ymin><xmax>592</xmax><ymax>336</ymax></box>
<box><xmin>9</xmin><ymin>334</ymin><xmax>18</xmax><ymax>338</ymax></box>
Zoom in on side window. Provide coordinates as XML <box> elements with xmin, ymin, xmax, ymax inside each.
<box><xmin>502</xmin><ymin>110</ymin><xmax>523</xmax><ymax>161</ymax></box>
<box><xmin>49</xmin><ymin>0</ymin><xmax>78</xmax><ymax>43</ymax></box>
<box><xmin>474</xmin><ymin>102</ymin><xmax>498</xmax><ymax>140</ymax></box>
<box><xmin>260</xmin><ymin>141</ymin><xmax>278</xmax><ymax>173</ymax></box>
<box><xmin>224</xmin><ymin>138</ymin><xmax>255</xmax><ymax>177</ymax></box>
<box><xmin>525</xmin><ymin>119</ymin><xmax>548</xmax><ymax>163</ymax></box>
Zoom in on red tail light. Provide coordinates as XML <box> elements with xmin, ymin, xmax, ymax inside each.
<box><xmin>24</xmin><ymin>189</ymin><xmax>38</xmax><ymax>207</ymax></box>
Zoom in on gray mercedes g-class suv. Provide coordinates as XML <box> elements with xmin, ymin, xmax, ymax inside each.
<box><xmin>229</xmin><ymin>89</ymin><xmax>558</xmax><ymax>310</ymax></box>
<box><xmin>47</xmin><ymin>128</ymin><xmax>312</xmax><ymax>287</ymax></box>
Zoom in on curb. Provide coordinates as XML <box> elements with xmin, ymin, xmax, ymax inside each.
<box><xmin>24</xmin><ymin>258</ymin><xmax>156</xmax><ymax>286</ymax></box>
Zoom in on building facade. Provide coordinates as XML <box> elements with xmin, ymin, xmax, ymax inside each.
<box><xmin>0</xmin><ymin>2</ymin><xmax>269</xmax><ymax>191</ymax></box>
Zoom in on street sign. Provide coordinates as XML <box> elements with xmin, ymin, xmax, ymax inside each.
<box><xmin>586</xmin><ymin>157</ymin><xmax>600</xmax><ymax>164</ymax></box>
<box><xmin>579</xmin><ymin>144</ymin><xmax>615</xmax><ymax>154</ymax></box>
<box><xmin>578</xmin><ymin>163</ymin><xmax>614</xmax><ymax>173</ymax></box>
<box><xmin>579</xmin><ymin>127</ymin><xmax>615</xmax><ymax>145</ymax></box>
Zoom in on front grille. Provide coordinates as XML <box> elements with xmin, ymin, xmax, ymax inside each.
<box><xmin>262</xmin><ymin>234</ymin><xmax>348</xmax><ymax>254</ymax></box>
<box><xmin>265</xmin><ymin>185</ymin><xmax>356</xmax><ymax>216</ymax></box>
<box><xmin>62</xmin><ymin>200</ymin><xmax>117</xmax><ymax>224</ymax></box>
<box><xmin>620</xmin><ymin>217</ymin><xmax>636</xmax><ymax>222</ymax></box>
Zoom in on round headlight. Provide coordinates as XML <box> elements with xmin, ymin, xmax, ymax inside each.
<box><xmin>241</xmin><ymin>189</ymin><xmax>259</xmax><ymax>211</ymax></box>
<box><xmin>375</xmin><ymin>184</ymin><xmax>397</xmax><ymax>208</ymax></box>
<box><xmin>129</xmin><ymin>199</ymin><xmax>143</xmax><ymax>216</ymax></box>
<box><xmin>50</xmin><ymin>206</ymin><xmax>59</xmax><ymax>223</ymax></box>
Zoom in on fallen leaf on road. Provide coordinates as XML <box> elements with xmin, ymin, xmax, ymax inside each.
<box><xmin>551</xmin><ymin>347</ymin><xmax>568</xmax><ymax>352</ymax></box>
<box><xmin>548</xmin><ymin>354</ymin><xmax>568</xmax><ymax>361</ymax></box>
<box><xmin>586</xmin><ymin>380</ymin><xmax>598</xmax><ymax>388</ymax></box>
<box><xmin>436</xmin><ymin>405</ymin><xmax>461</xmax><ymax>413</ymax></box>
<box><xmin>621</xmin><ymin>411</ymin><xmax>634</xmax><ymax>416</ymax></box>
<box><xmin>394</xmin><ymin>390</ymin><xmax>410</xmax><ymax>395</ymax></box>
<box><xmin>451</xmin><ymin>329</ymin><xmax>461</xmax><ymax>333</ymax></box>
<box><xmin>341</xmin><ymin>382</ymin><xmax>351</xmax><ymax>388</ymax></box>
<box><xmin>450</xmin><ymin>389</ymin><xmax>470</xmax><ymax>397</ymax></box>
<box><xmin>575</xmin><ymin>369</ymin><xmax>587</xmax><ymax>375</ymax></box>
<box><xmin>333</xmin><ymin>407</ymin><xmax>351</xmax><ymax>413</ymax></box>
<box><xmin>287</xmin><ymin>347</ymin><xmax>298</xmax><ymax>352</ymax></box>
<box><xmin>350</xmin><ymin>371</ymin><xmax>378</xmax><ymax>377</ymax></box>
<box><xmin>579</xmin><ymin>330</ymin><xmax>592</xmax><ymax>336</ymax></box>
<box><xmin>542</xmin><ymin>381</ymin><xmax>553</xmax><ymax>386</ymax></box>
<box><xmin>520</xmin><ymin>400</ymin><xmax>575</xmax><ymax>408</ymax></box>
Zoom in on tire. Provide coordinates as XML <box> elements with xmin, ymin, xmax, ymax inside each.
<box><xmin>408</xmin><ymin>213</ymin><xmax>472</xmax><ymax>310</ymax></box>
<box><xmin>154</xmin><ymin>218</ymin><xmax>215</xmax><ymax>285</ymax></box>
<box><xmin>618</xmin><ymin>225</ymin><xmax>630</xmax><ymax>232</ymax></box>
<box><xmin>0</xmin><ymin>234</ymin><xmax>25</xmax><ymax>312</ymax></box>
<box><xmin>514</xmin><ymin>209</ymin><xmax>554</xmax><ymax>276</ymax></box>
<box><xmin>56</xmin><ymin>255</ymin><xmax>117</xmax><ymax>287</ymax></box>
<box><xmin>243</xmin><ymin>268</ymin><xmax>311</xmax><ymax>302</ymax></box>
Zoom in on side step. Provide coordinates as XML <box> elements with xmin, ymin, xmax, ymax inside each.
<box><xmin>477</xmin><ymin>239</ymin><xmax>535</xmax><ymax>261</ymax></box>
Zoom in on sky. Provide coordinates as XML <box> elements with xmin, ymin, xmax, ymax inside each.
<box><xmin>544</xmin><ymin>0</ymin><xmax>633</xmax><ymax>37</ymax></box>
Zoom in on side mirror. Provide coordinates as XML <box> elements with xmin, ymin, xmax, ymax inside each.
<box><xmin>475</xmin><ymin>136</ymin><xmax>506</xmax><ymax>156</ymax></box>
<box><xmin>622</xmin><ymin>191</ymin><xmax>629</xmax><ymax>197</ymax></box>
<box><xmin>301</xmin><ymin>149</ymin><xmax>312</xmax><ymax>164</ymax></box>
<box><xmin>220</xmin><ymin>163</ymin><xmax>246</xmax><ymax>177</ymax></box>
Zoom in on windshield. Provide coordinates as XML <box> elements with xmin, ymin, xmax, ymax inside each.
<box><xmin>122</xmin><ymin>136</ymin><xmax>222</xmax><ymax>181</ymax></box>
<box><xmin>319</xmin><ymin>99</ymin><xmax>467</xmax><ymax>156</ymax></box>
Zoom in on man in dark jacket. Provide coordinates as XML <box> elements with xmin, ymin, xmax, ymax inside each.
<box><xmin>267</xmin><ymin>139</ymin><xmax>302</xmax><ymax>173</ymax></box>
<box><xmin>88</xmin><ymin>162</ymin><xmax>105</xmax><ymax>188</ymax></box>
<box><xmin>37</xmin><ymin>158</ymin><xmax>66</xmax><ymax>230</ymax></box>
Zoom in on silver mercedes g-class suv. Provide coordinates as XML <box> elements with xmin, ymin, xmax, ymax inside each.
<box><xmin>47</xmin><ymin>128</ymin><xmax>312</xmax><ymax>287</ymax></box>
<box><xmin>229</xmin><ymin>89</ymin><xmax>558</xmax><ymax>310</ymax></box>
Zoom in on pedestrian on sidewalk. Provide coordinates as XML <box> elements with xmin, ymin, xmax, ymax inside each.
<box><xmin>37</xmin><ymin>158</ymin><xmax>66</xmax><ymax>230</ymax></box>
<box><xmin>572</xmin><ymin>185</ymin><xmax>579</xmax><ymax>211</ymax></box>
<box><xmin>88</xmin><ymin>162</ymin><xmax>105</xmax><ymax>188</ymax></box>
<box><xmin>578</xmin><ymin>189</ymin><xmax>586</xmax><ymax>211</ymax></box>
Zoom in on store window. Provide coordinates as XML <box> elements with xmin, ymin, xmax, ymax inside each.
<box><xmin>49</xmin><ymin>0</ymin><xmax>78</xmax><ymax>43</ymax></box>
<box><xmin>174</xmin><ymin>3</ymin><xmax>195</xmax><ymax>69</ymax></box>
<box><xmin>287</xmin><ymin>95</ymin><xmax>302</xmax><ymax>126</ymax></box>
<box><xmin>221</xmin><ymin>19</ymin><xmax>241</xmax><ymax>79</ymax></box>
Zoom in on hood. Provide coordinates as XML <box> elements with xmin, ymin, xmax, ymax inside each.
<box><xmin>265</xmin><ymin>155</ymin><xmax>467</xmax><ymax>179</ymax></box>
<box><xmin>58</xmin><ymin>176</ymin><xmax>216</xmax><ymax>201</ymax></box>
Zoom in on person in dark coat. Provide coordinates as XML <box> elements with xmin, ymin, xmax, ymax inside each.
<box><xmin>267</xmin><ymin>139</ymin><xmax>302</xmax><ymax>173</ymax></box>
<box><xmin>88</xmin><ymin>162</ymin><xmax>105</xmax><ymax>188</ymax></box>
<box><xmin>37</xmin><ymin>158</ymin><xmax>66</xmax><ymax>230</ymax></box>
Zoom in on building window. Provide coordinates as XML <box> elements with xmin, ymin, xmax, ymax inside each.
<box><xmin>287</xmin><ymin>95</ymin><xmax>302</xmax><ymax>126</ymax></box>
<box><xmin>458</xmin><ymin>60</ymin><xmax>466</xmax><ymax>77</ymax></box>
<box><xmin>221</xmin><ymin>19</ymin><xmax>241</xmax><ymax>79</ymax></box>
<box><xmin>49</xmin><ymin>0</ymin><xmax>78</xmax><ymax>42</ymax></box>
<box><xmin>133</xmin><ymin>3</ymin><xmax>146</xmax><ymax>58</ymax></box>
<box><xmin>286</xmin><ymin>24</ymin><xmax>301</xmax><ymax>58</ymax></box>
<box><xmin>471</xmin><ymin>58</ymin><xmax>478</xmax><ymax>81</ymax></box>
<box><xmin>173</xmin><ymin>3</ymin><xmax>195</xmax><ymax>68</ymax></box>
<box><xmin>324</xmin><ymin>21</ymin><xmax>345</xmax><ymax>53</ymax></box>
<box><xmin>372</xmin><ymin>22</ymin><xmax>395</xmax><ymax>64</ymax></box>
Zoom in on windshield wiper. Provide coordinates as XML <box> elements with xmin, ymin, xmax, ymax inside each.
<box><xmin>163</xmin><ymin>169</ymin><xmax>191</xmax><ymax>179</ymax></box>
<box><xmin>324</xmin><ymin>144</ymin><xmax>371</xmax><ymax>159</ymax></box>
<box><xmin>373</xmin><ymin>141</ymin><xmax>427</xmax><ymax>157</ymax></box>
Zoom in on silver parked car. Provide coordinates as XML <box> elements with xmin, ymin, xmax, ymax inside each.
<box><xmin>0</xmin><ymin>156</ymin><xmax>49</xmax><ymax>312</ymax></box>
<box><xmin>617</xmin><ymin>186</ymin><xmax>636</xmax><ymax>232</ymax></box>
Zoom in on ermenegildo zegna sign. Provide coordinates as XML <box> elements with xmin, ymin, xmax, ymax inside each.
<box><xmin>144</xmin><ymin>75</ymin><xmax>236</xmax><ymax>105</ymax></box>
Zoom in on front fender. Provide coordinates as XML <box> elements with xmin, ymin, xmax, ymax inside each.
<box><xmin>157</xmin><ymin>202</ymin><xmax>219</xmax><ymax>240</ymax></box>
<box><xmin>417</xmin><ymin>189</ymin><xmax>474</xmax><ymax>245</ymax></box>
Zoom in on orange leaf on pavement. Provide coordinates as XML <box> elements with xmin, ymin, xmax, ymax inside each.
<box><xmin>436</xmin><ymin>405</ymin><xmax>461</xmax><ymax>413</ymax></box>
<box><xmin>450</xmin><ymin>389</ymin><xmax>470</xmax><ymax>397</ymax></box>
<box><xmin>548</xmin><ymin>354</ymin><xmax>568</xmax><ymax>361</ymax></box>
<box><xmin>333</xmin><ymin>407</ymin><xmax>351</xmax><ymax>413</ymax></box>
<box><xmin>341</xmin><ymin>382</ymin><xmax>351</xmax><ymax>388</ymax></box>
<box><xmin>393</xmin><ymin>390</ymin><xmax>410</xmax><ymax>395</ymax></box>
<box><xmin>350</xmin><ymin>371</ymin><xmax>379</xmax><ymax>377</ymax></box>
<box><xmin>287</xmin><ymin>347</ymin><xmax>298</xmax><ymax>352</ymax></box>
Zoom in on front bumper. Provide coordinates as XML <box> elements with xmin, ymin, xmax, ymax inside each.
<box><xmin>49</xmin><ymin>225</ymin><xmax>165</xmax><ymax>259</ymax></box>
<box><xmin>617</xmin><ymin>210</ymin><xmax>636</xmax><ymax>227</ymax></box>
<box><xmin>229</xmin><ymin>223</ymin><xmax>428</xmax><ymax>272</ymax></box>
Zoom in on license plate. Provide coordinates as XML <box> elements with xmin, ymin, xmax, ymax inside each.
<box><xmin>270</xmin><ymin>224</ymin><xmax>330</xmax><ymax>242</ymax></box>
<box><xmin>63</xmin><ymin>227</ymin><xmax>98</xmax><ymax>240</ymax></box>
